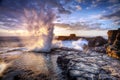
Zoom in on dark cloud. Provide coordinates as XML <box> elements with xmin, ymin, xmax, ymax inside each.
<box><xmin>107</xmin><ymin>10</ymin><xmax>120</xmax><ymax>18</ymax></box>
<box><xmin>101</xmin><ymin>10</ymin><xmax>120</xmax><ymax>25</ymax></box>
<box><xmin>0</xmin><ymin>0</ymin><xmax>77</xmax><ymax>30</ymax></box>
<box><xmin>0</xmin><ymin>7</ymin><xmax>24</xmax><ymax>30</ymax></box>
<box><xmin>58</xmin><ymin>8</ymin><xmax>71</xmax><ymax>14</ymax></box>
<box><xmin>0</xmin><ymin>0</ymin><xmax>74</xmax><ymax>14</ymax></box>
<box><xmin>109</xmin><ymin>0</ymin><xmax>120</xmax><ymax>3</ymax></box>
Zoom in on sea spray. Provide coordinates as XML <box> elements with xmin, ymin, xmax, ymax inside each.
<box><xmin>20</xmin><ymin>8</ymin><xmax>55</xmax><ymax>52</ymax></box>
<box><xmin>52</xmin><ymin>38</ymin><xmax>88</xmax><ymax>51</ymax></box>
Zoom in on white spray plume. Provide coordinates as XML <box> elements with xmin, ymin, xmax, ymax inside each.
<box><xmin>20</xmin><ymin>8</ymin><xmax>55</xmax><ymax>52</ymax></box>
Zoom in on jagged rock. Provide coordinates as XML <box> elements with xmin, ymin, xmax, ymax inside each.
<box><xmin>88</xmin><ymin>36</ymin><xmax>107</xmax><ymax>47</ymax></box>
<box><xmin>92</xmin><ymin>46</ymin><xmax>106</xmax><ymax>53</ymax></box>
<box><xmin>113</xmin><ymin>33</ymin><xmax>120</xmax><ymax>49</ymax></box>
<box><xmin>57</xmin><ymin>34</ymin><xmax>78</xmax><ymax>40</ymax></box>
<box><xmin>106</xmin><ymin>28</ymin><xmax>120</xmax><ymax>59</ymax></box>
<box><xmin>107</xmin><ymin>30</ymin><xmax>118</xmax><ymax>45</ymax></box>
<box><xmin>69</xmin><ymin>70</ymin><xmax>84</xmax><ymax>77</ymax></box>
<box><xmin>56</xmin><ymin>48</ymin><xmax>120</xmax><ymax>80</ymax></box>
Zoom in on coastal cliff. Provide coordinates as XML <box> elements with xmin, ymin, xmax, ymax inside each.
<box><xmin>107</xmin><ymin>28</ymin><xmax>120</xmax><ymax>58</ymax></box>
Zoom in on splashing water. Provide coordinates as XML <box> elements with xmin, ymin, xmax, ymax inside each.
<box><xmin>19</xmin><ymin>9</ymin><xmax>55</xmax><ymax>52</ymax></box>
<box><xmin>52</xmin><ymin>38</ymin><xmax>88</xmax><ymax>51</ymax></box>
<box><xmin>0</xmin><ymin>0</ymin><xmax>55</xmax><ymax>52</ymax></box>
<box><xmin>72</xmin><ymin>39</ymin><xmax>88</xmax><ymax>50</ymax></box>
<box><xmin>0</xmin><ymin>62</ymin><xmax>9</xmax><ymax>76</ymax></box>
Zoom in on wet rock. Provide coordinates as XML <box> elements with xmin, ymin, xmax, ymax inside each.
<box><xmin>68</xmin><ymin>70</ymin><xmax>84</xmax><ymax>77</ymax></box>
<box><xmin>94</xmin><ymin>46</ymin><xmax>106</xmax><ymax>53</ymax></box>
<box><xmin>57</xmin><ymin>48</ymin><xmax>120</xmax><ymax>80</ymax></box>
<box><xmin>99</xmin><ymin>74</ymin><xmax>112</xmax><ymax>80</ymax></box>
<box><xmin>83</xmin><ymin>73</ymin><xmax>97</xmax><ymax>80</ymax></box>
<box><xmin>1</xmin><ymin>48</ymin><xmax>120</xmax><ymax>80</ymax></box>
<box><xmin>88</xmin><ymin>36</ymin><xmax>107</xmax><ymax>47</ymax></box>
<box><xmin>76</xmin><ymin>77</ymin><xmax>86</xmax><ymax>80</ymax></box>
<box><xmin>57</xmin><ymin>56</ymin><xmax>70</xmax><ymax>70</ymax></box>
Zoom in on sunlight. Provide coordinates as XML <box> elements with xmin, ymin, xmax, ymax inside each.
<box><xmin>0</xmin><ymin>62</ymin><xmax>8</xmax><ymax>76</ymax></box>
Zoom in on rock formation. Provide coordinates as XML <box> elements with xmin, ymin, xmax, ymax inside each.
<box><xmin>56</xmin><ymin>48</ymin><xmax>120</xmax><ymax>80</ymax></box>
<box><xmin>57</xmin><ymin>34</ymin><xmax>79</xmax><ymax>40</ymax></box>
<box><xmin>106</xmin><ymin>28</ymin><xmax>120</xmax><ymax>59</ymax></box>
<box><xmin>88</xmin><ymin>36</ymin><xmax>107</xmax><ymax>47</ymax></box>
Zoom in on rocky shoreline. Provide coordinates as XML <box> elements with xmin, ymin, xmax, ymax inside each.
<box><xmin>0</xmin><ymin>47</ymin><xmax>120</xmax><ymax>80</ymax></box>
<box><xmin>56</xmin><ymin>48</ymin><xmax>120</xmax><ymax>80</ymax></box>
<box><xmin>0</xmin><ymin>28</ymin><xmax>120</xmax><ymax>80</ymax></box>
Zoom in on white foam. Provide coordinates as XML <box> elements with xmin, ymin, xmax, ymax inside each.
<box><xmin>52</xmin><ymin>39</ymin><xmax>88</xmax><ymax>51</ymax></box>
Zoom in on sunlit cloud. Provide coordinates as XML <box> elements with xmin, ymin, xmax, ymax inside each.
<box><xmin>0</xmin><ymin>0</ymin><xmax>120</xmax><ymax>36</ymax></box>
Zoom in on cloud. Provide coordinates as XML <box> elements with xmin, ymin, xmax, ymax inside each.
<box><xmin>76</xmin><ymin>0</ymin><xmax>82</xmax><ymax>3</ymax></box>
<box><xmin>55</xmin><ymin>21</ymin><xmax>107</xmax><ymax>30</ymax></box>
<box><xmin>107</xmin><ymin>4</ymin><xmax>120</xmax><ymax>13</ymax></box>
<box><xmin>107</xmin><ymin>10</ymin><xmax>120</xmax><ymax>18</ymax></box>
<box><xmin>90</xmin><ymin>14</ymin><xmax>102</xmax><ymax>19</ymax></box>
<box><xmin>75</xmin><ymin>5</ymin><xmax>82</xmax><ymax>10</ymax></box>
<box><xmin>55</xmin><ymin>15</ymin><xmax>120</xmax><ymax>30</ymax></box>
<box><xmin>55</xmin><ymin>23</ymin><xmax>71</xmax><ymax>29</ymax></box>
<box><xmin>109</xmin><ymin>0</ymin><xmax>119</xmax><ymax>3</ymax></box>
<box><xmin>0</xmin><ymin>0</ymin><xmax>76</xmax><ymax>14</ymax></box>
<box><xmin>0</xmin><ymin>0</ymin><xmax>81</xmax><ymax>30</ymax></box>
<box><xmin>101</xmin><ymin>10</ymin><xmax>120</xmax><ymax>25</ymax></box>
<box><xmin>58</xmin><ymin>8</ymin><xmax>71</xmax><ymax>14</ymax></box>
<box><xmin>86</xmin><ymin>0</ymin><xmax>99</xmax><ymax>10</ymax></box>
<box><xmin>96</xmin><ymin>0</ymin><xmax>101</xmax><ymax>2</ymax></box>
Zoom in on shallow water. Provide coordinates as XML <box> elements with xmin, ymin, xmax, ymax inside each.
<box><xmin>0</xmin><ymin>47</ymin><xmax>64</xmax><ymax>80</ymax></box>
<box><xmin>50</xmin><ymin>54</ymin><xmax>67</xmax><ymax>80</ymax></box>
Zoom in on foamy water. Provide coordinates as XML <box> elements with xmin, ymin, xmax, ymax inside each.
<box><xmin>52</xmin><ymin>39</ymin><xmax>88</xmax><ymax>51</ymax></box>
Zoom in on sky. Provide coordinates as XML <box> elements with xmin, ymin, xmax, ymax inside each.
<box><xmin>0</xmin><ymin>0</ymin><xmax>120</xmax><ymax>37</ymax></box>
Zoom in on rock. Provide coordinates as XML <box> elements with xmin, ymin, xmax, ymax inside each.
<box><xmin>93</xmin><ymin>46</ymin><xmax>106</xmax><ymax>53</ymax></box>
<box><xmin>99</xmin><ymin>74</ymin><xmax>112</xmax><ymax>80</ymax></box>
<box><xmin>76</xmin><ymin>77</ymin><xmax>86</xmax><ymax>80</ymax></box>
<box><xmin>113</xmin><ymin>33</ymin><xmax>120</xmax><ymax>49</ymax></box>
<box><xmin>88</xmin><ymin>36</ymin><xmax>107</xmax><ymax>47</ymax></box>
<box><xmin>57</xmin><ymin>34</ymin><xmax>79</xmax><ymax>40</ymax></box>
<box><xmin>56</xmin><ymin>48</ymin><xmax>120</xmax><ymax>80</ymax></box>
<box><xmin>68</xmin><ymin>70</ymin><xmax>96</xmax><ymax>80</ymax></box>
<box><xmin>108</xmin><ymin>30</ymin><xmax>118</xmax><ymax>45</ymax></box>
<box><xmin>57</xmin><ymin>56</ymin><xmax>70</xmax><ymax>69</ymax></box>
<box><xmin>69</xmin><ymin>70</ymin><xmax>84</xmax><ymax>77</ymax></box>
<box><xmin>106</xmin><ymin>28</ymin><xmax>120</xmax><ymax>59</ymax></box>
